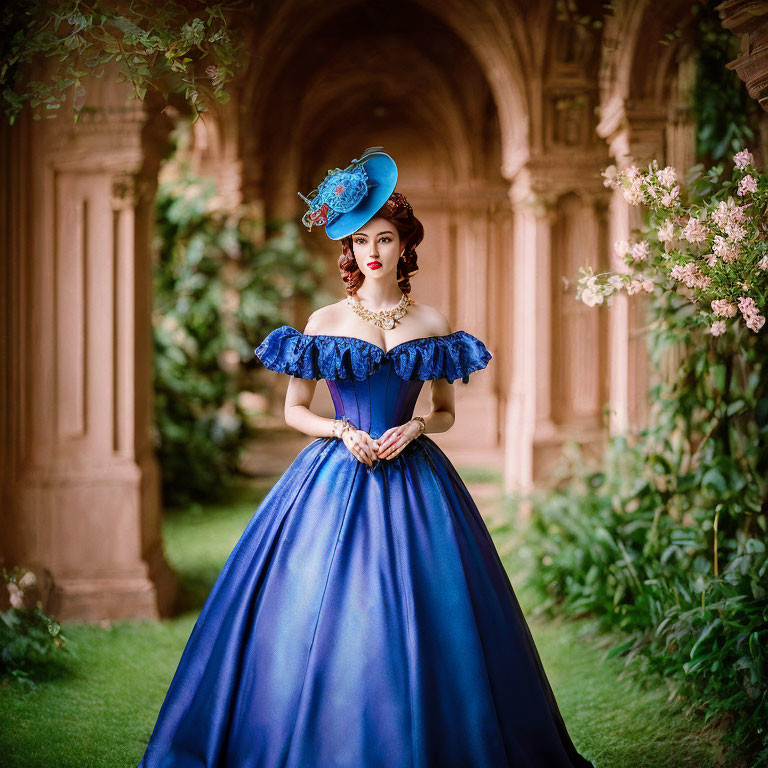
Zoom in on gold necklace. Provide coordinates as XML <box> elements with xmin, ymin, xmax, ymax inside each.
<box><xmin>346</xmin><ymin>292</ymin><xmax>412</xmax><ymax>330</ymax></box>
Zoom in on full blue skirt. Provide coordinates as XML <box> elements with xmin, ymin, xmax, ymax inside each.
<box><xmin>138</xmin><ymin>436</ymin><xmax>593</xmax><ymax>768</ymax></box>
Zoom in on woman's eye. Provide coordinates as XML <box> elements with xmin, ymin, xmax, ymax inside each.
<box><xmin>379</xmin><ymin>237</ymin><xmax>391</xmax><ymax>243</ymax></box>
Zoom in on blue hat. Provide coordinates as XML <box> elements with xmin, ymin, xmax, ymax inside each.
<box><xmin>298</xmin><ymin>147</ymin><xmax>398</xmax><ymax>240</ymax></box>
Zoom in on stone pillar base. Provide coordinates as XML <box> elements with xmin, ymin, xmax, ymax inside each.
<box><xmin>50</xmin><ymin>574</ymin><xmax>158</xmax><ymax>623</ymax></box>
<box><xmin>13</xmin><ymin>456</ymin><xmax>179</xmax><ymax>622</ymax></box>
<box><xmin>532</xmin><ymin>420</ymin><xmax>606</xmax><ymax>485</ymax></box>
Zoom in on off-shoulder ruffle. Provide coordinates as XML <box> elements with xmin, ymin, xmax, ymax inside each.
<box><xmin>254</xmin><ymin>326</ymin><xmax>491</xmax><ymax>383</ymax></box>
<box><xmin>390</xmin><ymin>331</ymin><xmax>492</xmax><ymax>384</ymax></box>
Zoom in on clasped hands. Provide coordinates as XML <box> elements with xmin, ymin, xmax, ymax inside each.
<box><xmin>337</xmin><ymin>419</ymin><xmax>424</xmax><ymax>466</ymax></box>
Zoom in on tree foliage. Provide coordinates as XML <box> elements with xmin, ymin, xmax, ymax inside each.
<box><xmin>152</xmin><ymin>127</ymin><xmax>321</xmax><ymax>507</ymax></box>
<box><xmin>0</xmin><ymin>0</ymin><xmax>244</xmax><ymax>124</ymax></box>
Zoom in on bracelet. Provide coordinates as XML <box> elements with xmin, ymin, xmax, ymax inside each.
<box><xmin>411</xmin><ymin>415</ymin><xmax>426</xmax><ymax>435</ymax></box>
<box><xmin>332</xmin><ymin>415</ymin><xmax>355</xmax><ymax>439</ymax></box>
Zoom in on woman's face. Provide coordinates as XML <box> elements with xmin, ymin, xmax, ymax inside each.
<box><xmin>351</xmin><ymin>216</ymin><xmax>402</xmax><ymax>283</ymax></box>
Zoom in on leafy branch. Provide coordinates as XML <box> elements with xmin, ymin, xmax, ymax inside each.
<box><xmin>0</xmin><ymin>0</ymin><xmax>245</xmax><ymax>124</ymax></box>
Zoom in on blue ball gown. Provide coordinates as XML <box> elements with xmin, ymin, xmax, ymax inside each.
<box><xmin>137</xmin><ymin>326</ymin><xmax>595</xmax><ymax>768</ymax></box>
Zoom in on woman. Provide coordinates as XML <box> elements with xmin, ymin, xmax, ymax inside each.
<box><xmin>137</xmin><ymin>148</ymin><xmax>595</xmax><ymax>767</ymax></box>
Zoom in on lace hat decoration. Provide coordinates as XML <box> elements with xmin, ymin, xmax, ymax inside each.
<box><xmin>298</xmin><ymin>147</ymin><xmax>398</xmax><ymax>240</ymax></box>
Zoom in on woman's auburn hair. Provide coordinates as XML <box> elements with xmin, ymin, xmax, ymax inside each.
<box><xmin>338</xmin><ymin>192</ymin><xmax>424</xmax><ymax>295</ymax></box>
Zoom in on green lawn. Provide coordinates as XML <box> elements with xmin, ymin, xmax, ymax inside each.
<box><xmin>0</xmin><ymin>474</ymin><xmax>744</xmax><ymax>767</ymax></box>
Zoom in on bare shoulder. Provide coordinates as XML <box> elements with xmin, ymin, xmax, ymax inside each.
<box><xmin>409</xmin><ymin>301</ymin><xmax>452</xmax><ymax>337</ymax></box>
<box><xmin>302</xmin><ymin>300</ymin><xmax>348</xmax><ymax>335</ymax></box>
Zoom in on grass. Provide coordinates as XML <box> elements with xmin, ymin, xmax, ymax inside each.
<box><xmin>0</xmin><ymin>472</ymin><xmax>744</xmax><ymax>767</ymax></box>
<box><xmin>0</xmin><ymin>481</ymin><xmax>273</xmax><ymax>768</ymax></box>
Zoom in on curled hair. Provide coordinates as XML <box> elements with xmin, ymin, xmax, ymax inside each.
<box><xmin>338</xmin><ymin>192</ymin><xmax>424</xmax><ymax>295</ymax></box>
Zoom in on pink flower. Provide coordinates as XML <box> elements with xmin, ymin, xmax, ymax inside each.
<box><xmin>711</xmin><ymin>202</ymin><xmax>729</xmax><ymax>228</ymax></box>
<box><xmin>733</xmin><ymin>149</ymin><xmax>754</xmax><ymax>170</ymax></box>
<box><xmin>725</xmin><ymin>221</ymin><xmax>747</xmax><ymax>242</ymax></box>
<box><xmin>671</xmin><ymin>262</ymin><xmax>711</xmax><ymax>289</ymax></box>
<box><xmin>661</xmin><ymin>185</ymin><xmax>680</xmax><ymax>207</ymax></box>
<box><xmin>657</xmin><ymin>219</ymin><xmax>675</xmax><ymax>242</ymax></box>
<box><xmin>670</xmin><ymin>264</ymin><xmax>685</xmax><ymax>281</ymax></box>
<box><xmin>657</xmin><ymin>166</ymin><xmax>677</xmax><ymax>186</ymax></box>
<box><xmin>601</xmin><ymin>165</ymin><xmax>619</xmax><ymax>188</ymax></box>
<box><xmin>758</xmin><ymin>255</ymin><xmax>768</xmax><ymax>271</ymax></box>
<box><xmin>711</xmin><ymin>199</ymin><xmax>745</xmax><ymax>229</ymax></box>
<box><xmin>607</xmin><ymin>275</ymin><xmax>625</xmax><ymax>291</ymax></box>
<box><xmin>710</xmin><ymin>320</ymin><xmax>727</xmax><ymax>336</ymax></box>
<box><xmin>711</xmin><ymin>299</ymin><xmax>738</xmax><ymax>318</ymax></box>
<box><xmin>627</xmin><ymin>279</ymin><xmax>643</xmax><ymax>295</ymax></box>
<box><xmin>613</xmin><ymin>240</ymin><xmax>630</xmax><ymax>257</ymax></box>
<box><xmin>738</xmin><ymin>295</ymin><xmax>760</xmax><ymax>318</ymax></box>
<box><xmin>737</xmin><ymin>296</ymin><xmax>766</xmax><ymax>332</ymax></box>
<box><xmin>630</xmin><ymin>240</ymin><xmax>650</xmax><ymax>262</ymax></box>
<box><xmin>624</xmin><ymin>165</ymin><xmax>639</xmax><ymax>180</ymax></box>
<box><xmin>18</xmin><ymin>571</ymin><xmax>36</xmax><ymax>589</ymax></box>
<box><xmin>622</xmin><ymin>177</ymin><xmax>644</xmax><ymax>205</ymax></box>
<box><xmin>580</xmin><ymin>288</ymin><xmax>604</xmax><ymax>307</ymax></box>
<box><xmin>712</xmin><ymin>236</ymin><xmax>740</xmax><ymax>263</ymax></box>
<box><xmin>642</xmin><ymin>279</ymin><xmax>654</xmax><ymax>293</ymax></box>
<box><xmin>7</xmin><ymin>582</ymin><xmax>25</xmax><ymax>610</ymax></box>
<box><xmin>681</xmin><ymin>217</ymin><xmax>708</xmax><ymax>243</ymax></box>
<box><xmin>737</xmin><ymin>174</ymin><xmax>758</xmax><ymax>196</ymax></box>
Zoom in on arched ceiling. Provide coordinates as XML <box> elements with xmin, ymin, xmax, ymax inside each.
<box><xmin>238</xmin><ymin>0</ymin><xmax>532</xmax><ymax>192</ymax></box>
<box><xmin>235</xmin><ymin>0</ymin><xmax>515</xmax><ymax>223</ymax></box>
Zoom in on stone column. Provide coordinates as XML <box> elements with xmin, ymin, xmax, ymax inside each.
<box><xmin>503</xmin><ymin>165</ymin><xmax>611</xmax><ymax>500</ymax></box>
<box><xmin>1</xmin><ymin>80</ymin><xmax>178</xmax><ymax>620</ymax></box>
<box><xmin>503</xmin><ymin>171</ymin><xmax>553</xmax><ymax>501</ymax></box>
<box><xmin>438</xmin><ymin>197</ymin><xmax>500</xmax><ymax>458</ymax></box>
<box><xmin>598</xmin><ymin>106</ymin><xmax>668</xmax><ymax>435</ymax></box>
<box><xmin>600</xmin><ymin>85</ymin><xmax>698</xmax><ymax>433</ymax></box>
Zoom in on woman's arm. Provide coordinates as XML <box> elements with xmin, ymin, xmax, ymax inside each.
<box><xmin>283</xmin><ymin>376</ymin><xmax>334</xmax><ymax>437</ymax></box>
<box><xmin>421</xmin><ymin>378</ymin><xmax>456</xmax><ymax>435</ymax></box>
<box><xmin>283</xmin><ymin>309</ymin><xmax>339</xmax><ymax>439</ymax></box>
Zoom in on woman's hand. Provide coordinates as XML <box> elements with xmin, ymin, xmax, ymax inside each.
<box><xmin>377</xmin><ymin>420</ymin><xmax>423</xmax><ymax>461</ymax></box>
<box><xmin>341</xmin><ymin>427</ymin><xmax>380</xmax><ymax>467</ymax></box>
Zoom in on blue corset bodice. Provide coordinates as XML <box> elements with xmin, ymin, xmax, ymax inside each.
<box><xmin>254</xmin><ymin>325</ymin><xmax>492</xmax><ymax>439</ymax></box>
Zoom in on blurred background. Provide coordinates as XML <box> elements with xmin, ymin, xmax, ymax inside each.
<box><xmin>1</xmin><ymin>1</ymin><xmax>768</xmax><ymax>764</ymax></box>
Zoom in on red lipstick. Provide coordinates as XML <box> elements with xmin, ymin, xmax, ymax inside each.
<box><xmin>367</xmin><ymin>260</ymin><xmax>382</xmax><ymax>270</ymax></box>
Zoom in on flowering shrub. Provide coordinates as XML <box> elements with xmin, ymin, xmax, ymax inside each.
<box><xmin>553</xmin><ymin>146</ymin><xmax>768</xmax><ymax>762</ymax></box>
<box><xmin>577</xmin><ymin>149</ymin><xmax>768</xmax><ymax>336</ymax></box>
<box><xmin>1</xmin><ymin>567</ymin><xmax>67</xmax><ymax>684</ymax></box>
